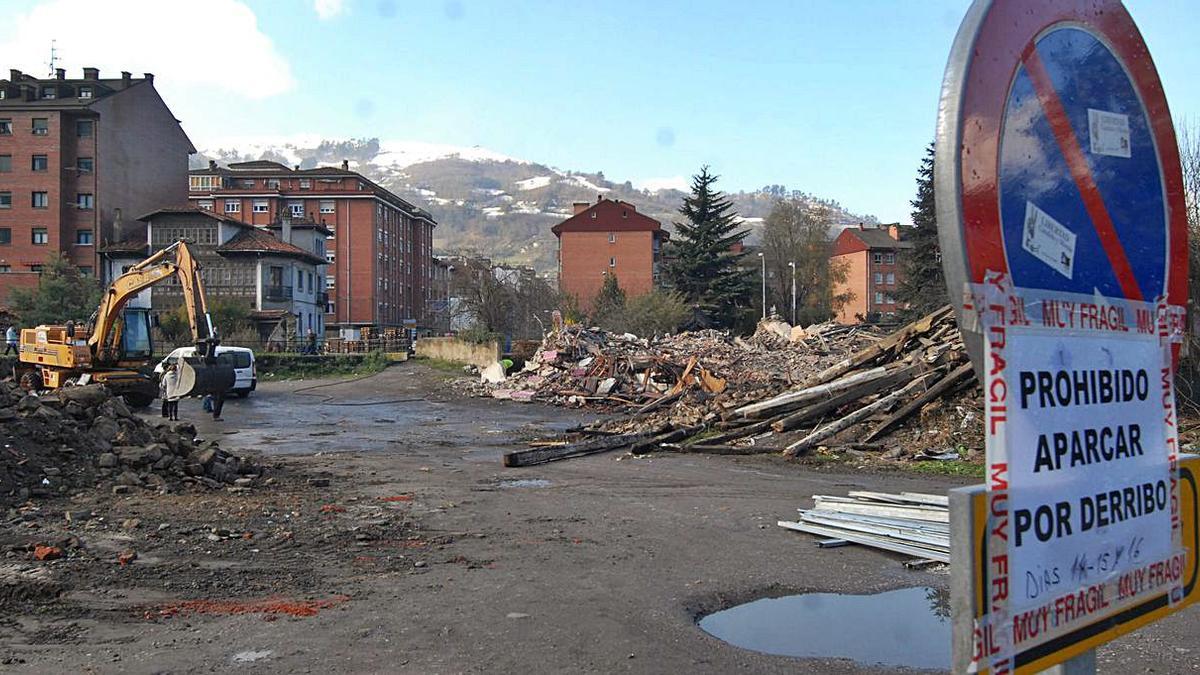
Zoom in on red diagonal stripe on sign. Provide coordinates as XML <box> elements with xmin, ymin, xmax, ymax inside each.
<box><xmin>1021</xmin><ymin>46</ymin><xmax>1144</xmax><ymax>302</ymax></box>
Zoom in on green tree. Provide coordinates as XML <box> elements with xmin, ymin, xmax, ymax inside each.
<box><xmin>621</xmin><ymin>290</ymin><xmax>689</xmax><ymax>336</ymax></box>
<box><xmin>590</xmin><ymin>273</ymin><xmax>626</xmax><ymax>329</ymax></box>
<box><xmin>10</xmin><ymin>254</ymin><xmax>102</xmax><ymax>327</ymax></box>
<box><xmin>761</xmin><ymin>200</ymin><xmax>852</xmax><ymax>325</ymax></box>
<box><xmin>664</xmin><ymin>166</ymin><xmax>755</xmax><ymax>328</ymax></box>
<box><xmin>896</xmin><ymin>142</ymin><xmax>947</xmax><ymax>318</ymax></box>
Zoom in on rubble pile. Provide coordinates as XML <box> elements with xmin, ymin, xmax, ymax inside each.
<box><xmin>485</xmin><ymin>318</ymin><xmax>878</xmax><ymax>428</ymax></box>
<box><xmin>0</xmin><ymin>382</ymin><xmax>262</xmax><ymax>508</ymax></box>
<box><xmin>501</xmin><ymin>306</ymin><xmax>981</xmax><ymax>467</ymax></box>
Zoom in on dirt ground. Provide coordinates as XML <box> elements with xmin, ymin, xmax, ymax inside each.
<box><xmin>2</xmin><ymin>363</ymin><xmax>1198</xmax><ymax>674</ymax></box>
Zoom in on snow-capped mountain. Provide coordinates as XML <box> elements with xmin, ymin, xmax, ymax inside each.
<box><xmin>193</xmin><ymin>137</ymin><xmax>877</xmax><ymax>272</ymax></box>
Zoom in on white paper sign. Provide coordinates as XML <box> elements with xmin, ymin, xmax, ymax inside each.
<box><xmin>1088</xmin><ymin>108</ymin><xmax>1131</xmax><ymax>158</ymax></box>
<box><xmin>1022</xmin><ymin>202</ymin><xmax>1076</xmax><ymax>279</ymax></box>
<box><xmin>1002</xmin><ymin>329</ymin><xmax>1171</xmax><ymax>613</ymax></box>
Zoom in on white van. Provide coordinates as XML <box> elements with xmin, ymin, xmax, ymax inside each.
<box><xmin>154</xmin><ymin>345</ymin><xmax>257</xmax><ymax>397</ymax></box>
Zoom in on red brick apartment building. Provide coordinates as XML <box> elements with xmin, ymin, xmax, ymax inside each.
<box><xmin>552</xmin><ymin>197</ymin><xmax>668</xmax><ymax>311</ymax></box>
<box><xmin>830</xmin><ymin>223</ymin><xmax>913</xmax><ymax>324</ymax></box>
<box><xmin>0</xmin><ymin>67</ymin><xmax>194</xmax><ymax>304</ymax></box>
<box><xmin>187</xmin><ymin>160</ymin><xmax>436</xmax><ymax>331</ymax></box>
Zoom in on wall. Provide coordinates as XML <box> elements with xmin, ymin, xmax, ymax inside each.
<box><xmin>92</xmin><ymin>82</ymin><xmax>192</xmax><ymax>250</ymax></box>
<box><xmin>415</xmin><ymin>336</ymin><xmax>500</xmax><ymax>368</ymax></box>
<box><xmin>834</xmin><ymin>250</ymin><xmax>868</xmax><ymax>324</ymax></box>
<box><xmin>559</xmin><ymin>230</ymin><xmax>654</xmax><ymax>312</ymax></box>
<box><xmin>0</xmin><ymin>110</ymin><xmax>65</xmax><ymax>303</ymax></box>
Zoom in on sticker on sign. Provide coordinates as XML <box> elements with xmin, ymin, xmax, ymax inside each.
<box><xmin>1022</xmin><ymin>202</ymin><xmax>1076</xmax><ymax>279</ymax></box>
<box><xmin>1088</xmin><ymin>108</ymin><xmax>1131</xmax><ymax>158</ymax></box>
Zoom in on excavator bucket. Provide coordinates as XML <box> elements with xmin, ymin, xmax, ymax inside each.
<box><xmin>175</xmin><ymin>356</ymin><xmax>236</xmax><ymax>398</ymax></box>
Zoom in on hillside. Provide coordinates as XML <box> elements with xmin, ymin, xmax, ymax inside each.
<box><xmin>194</xmin><ymin>138</ymin><xmax>878</xmax><ymax>272</ymax></box>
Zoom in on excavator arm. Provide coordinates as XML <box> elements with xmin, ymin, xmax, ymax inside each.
<box><xmin>90</xmin><ymin>241</ymin><xmax>219</xmax><ymax>362</ymax></box>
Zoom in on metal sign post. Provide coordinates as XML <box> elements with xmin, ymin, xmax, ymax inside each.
<box><xmin>936</xmin><ymin>1</ymin><xmax>1192</xmax><ymax>672</ymax></box>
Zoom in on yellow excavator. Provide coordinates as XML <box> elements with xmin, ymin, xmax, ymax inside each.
<box><xmin>17</xmin><ymin>241</ymin><xmax>235</xmax><ymax>407</ymax></box>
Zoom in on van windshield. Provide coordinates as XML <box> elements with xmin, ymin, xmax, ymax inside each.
<box><xmin>225</xmin><ymin>352</ymin><xmax>252</xmax><ymax>369</ymax></box>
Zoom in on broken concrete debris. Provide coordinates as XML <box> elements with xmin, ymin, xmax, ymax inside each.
<box><xmin>498</xmin><ymin>306</ymin><xmax>980</xmax><ymax>466</ymax></box>
<box><xmin>778</xmin><ymin>490</ymin><xmax>950</xmax><ymax>563</ymax></box>
<box><xmin>0</xmin><ymin>382</ymin><xmax>262</xmax><ymax>509</ymax></box>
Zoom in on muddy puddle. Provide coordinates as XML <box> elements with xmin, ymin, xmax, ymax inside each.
<box><xmin>699</xmin><ymin>586</ymin><xmax>950</xmax><ymax>671</ymax></box>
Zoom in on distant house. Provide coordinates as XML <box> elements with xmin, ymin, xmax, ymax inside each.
<box><xmin>100</xmin><ymin>207</ymin><xmax>327</xmax><ymax>340</ymax></box>
<box><xmin>830</xmin><ymin>223</ymin><xmax>913</xmax><ymax>324</ymax></box>
<box><xmin>551</xmin><ymin>197</ymin><xmax>668</xmax><ymax>311</ymax></box>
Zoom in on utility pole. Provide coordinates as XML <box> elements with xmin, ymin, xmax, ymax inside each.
<box><xmin>788</xmin><ymin>261</ymin><xmax>796</xmax><ymax>325</ymax></box>
<box><xmin>757</xmin><ymin>252</ymin><xmax>766</xmax><ymax>320</ymax></box>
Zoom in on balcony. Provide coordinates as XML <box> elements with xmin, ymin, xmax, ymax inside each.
<box><xmin>265</xmin><ymin>285</ymin><xmax>293</xmax><ymax>301</ymax></box>
<box><xmin>316</xmin><ymin>291</ymin><xmax>329</xmax><ymax>306</ymax></box>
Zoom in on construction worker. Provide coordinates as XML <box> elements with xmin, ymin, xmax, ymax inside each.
<box><xmin>4</xmin><ymin>324</ymin><xmax>17</xmax><ymax>355</ymax></box>
<box><xmin>160</xmin><ymin>363</ymin><xmax>181</xmax><ymax>421</ymax></box>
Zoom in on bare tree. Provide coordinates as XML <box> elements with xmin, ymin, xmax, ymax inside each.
<box><xmin>761</xmin><ymin>200</ymin><xmax>851</xmax><ymax>324</ymax></box>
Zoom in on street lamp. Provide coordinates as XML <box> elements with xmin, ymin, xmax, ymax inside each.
<box><xmin>757</xmin><ymin>252</ymin><xmax>766</xmax><ymax>320</ymax></box>
<box><xmin>788</xmin><ymin>260</ymin><xmax>796</xmax><ymax>326</ymax></box>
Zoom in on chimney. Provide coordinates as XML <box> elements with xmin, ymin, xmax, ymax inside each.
<box><xmin>82</xmin><ymin>67</ymin><xmax>99</xmax><ymax>80</ymax></box>
<box><xmin>208</xmin><ymin>160</ymin><xmax>217</xmax><ymax>170</ymax></box>
<box><xmin>573</xmin><ymin>201</ymin><xmax>590</xmax><ymax>215</ymax></box>
<box><xmin>596</xmin><ymin>194</ymin><xmax>602</xmax><ymax>203</ymax></box>
<box><xmin>55</xmin><ymin>68</ymin><xmax>65</xmax><ymax>80</ymax></box>
<box><xmin>294</xmin><ymin>165</ymin><xmax>300</xmax><ymax>171</ymax></box>
<box><xmin>9</xmin><ymin>69</ymin><xmax>21</xmax><ymax>82</ymax></box>
<box><xmin>887</xmin><ymin>224</ymin><xmax>901</xmax><ymax>241</ymax></box>
<box><xmin>120</xmin><ymin>71</ymin><xmax>131</xmax><ymax>86</ymax></box>
<box><xmin>281</xmin><ymin>216</ymin><xmax>292</xmax><ymax>244</ymax></box>
<box><xmin>143</xmin><ymin>72</ymin><xmax>153</xmax><ymax>84</ymax></box>
<box><xmin>341</xmin><ymin>159</ymin><xmax>349</xmax><ymax>170</ymax></box>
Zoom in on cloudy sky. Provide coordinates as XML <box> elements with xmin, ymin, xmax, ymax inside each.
<box><xmin>0</xmin><ymin>0</ymin><xmax>1196</xmax><ymax>223</ymax></box>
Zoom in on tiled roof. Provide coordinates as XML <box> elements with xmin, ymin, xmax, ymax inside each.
<box><xmin>98</xmin><ymin>239</ymin><xmax>148</xmax><ymax>254</ymax></box>
<box><xmin>551</xmin><ymin>198</ymin><xmax>662</xmax><ymax>236</ymax></box>
<box><xmin>216</xmin><ymin>228</ymin><xmax>325</xmax><ymax>265</ymax></box>
<box><xmin>136</xmin><ymin>205</ymin><xmax>253</xmax><ymax>228</ymax></box>
<box><xmin>847</xmin><ymin>227</ymin><xmax>914</xmax><ymax>250</ymax></box>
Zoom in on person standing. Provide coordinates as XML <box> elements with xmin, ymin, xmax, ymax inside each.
<box><xmin>4</xmin><ymin>325</ymin><xmax>18</xmax><ymax>355</ymax></box>
<box><xmin>161</xmin><ymin>363</ymin><xmax>181</xmax><ymax>421</ymax></box>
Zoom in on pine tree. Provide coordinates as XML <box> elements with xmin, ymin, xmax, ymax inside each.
<box><xmin>590</xmin><ymin>273</ymin><xmax>626</xmax><ymax>329</ymax></box>
<box><xmin>665</xmin><ymin>166</ymin><xmax>755</xmax><ymax>328</ymax></box>
<box><xmin>896</xmin><ymin>143</ymin><xmax>948</xmax><ymax>318</ymax></box>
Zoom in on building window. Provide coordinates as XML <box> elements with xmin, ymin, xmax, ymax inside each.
<box><xmin>189</xmin><ymin>175</ymin><xmax>218</xmax><ymax>192</ymax></box>
<box><xmin>0</xmin><ymin>119</ymin><xmax>10</xmax><ymax>135</ymax></box>
<box><xmin>883</xmin><ymin>253</ymin><xmax>895</xmax><ymax>265</ymax></box>
<box><xmin>76</xmin><ymin>193</ymin><xmax>94</xmax><ymax>210</ymax></box>
<box><xmin>29</xmin><ymin>264</ymin><xmax>43</xmax><ymax>273</ymax></box>
<box><xmin>591</xmin><ymin>212</ymin><xmax>597</xmax><ymax>219</ymax></box>
<box><xmin>325</xmin><ymin>275</ymin><xmax>335</xmax><ymax>289</ymax></box>
<box><xmin>79</xmin><ymin>266</ymin><xmax>93</xmax><ymax>277</ymax></box>
<box><xmin>325</xmin><ymin>252</ymin><xmax>335</xmax><ymax>264</ymax></box>
<box><xmin>886</xmin><ymin>272</ymin><xmax>895</xmax><ymax>285</ymax></box>
<box><xmin>289</xmin><ymin>201</ymin><xmax>304</xmax><ymax>218</ymax></box>
<box><xmin>76</xmin><ymin>120</ymin><xmax>93</xmax><ymax>137</ymax></box>
<box><xmin>0</xmin><ymin>265</ymin><xmax>8</xmax><ymax>273</ymax></box>
<box><xmin>609</xmin><ymin>256</ymin><xmax>616</xmax><ymax>268</ymax></box>
<box><xmin>874</xmin><ymin>291</ymin><xmax>884</xmax><ymax>305</ymax></box>
<box><xmin>224</xmin><ymin>200</ymin><xmax>240</xmax><ymax>213</ymax></box>
<box><xmin>32</xmin><ymin>118</ymin><xmax>48</xmax><ymax>135</ymax></box>
<box><xmin>873</xmin><ymin>272</ymin><xmax>883</xmax><ymax>285</ymax></box>
<box><xmin>77</xmin><ymin>157</ymin><xmax>93</xmax><ymax>173</ymax></box>
<box><xmin>76</xmin><ymin>229</ymin><xmax>94</xmax><ymax>245</ymax></box>
<box><xmin>608</xmin><ymin>232</ymin><xmax>616</xmax><ymax>243</ymax></box>
<box><xmin>0</xmin><ymin>228</ymin><xmax>9</xmax><ymax>244</ymax></box>
<box><xmin>32</xmin><ymin>192</ymin><xmax>48</xmax><ymax>208</ymax></box>
<box><xmin>872</xmin><ymin>252</ymin><xmax>882</xmax><ymax>265</ymax></box>
<box><xmin>319</xmin><ymin>200</ymin><xmax>335</xmax><ymax>214</ymax></box>
<box><xmin>0</xmin><ymin>155</ymin><xmax>9</xmax><ymax>172</ymax></box>
<box><xmin>299</xmin><ymin>179</ymin><xmax>311</xmax><ymax>189</ymax></box>
<box><xmin>42</xmin><ymin>87</ymin><xmax>56</xmax><ymax>99</ymax></box>
<box><xmin>198</xmin><ymin>199</ymin><xmax>214</xmax><ymax>210</ymax></box>
<box><xmin>0</xmin><ymin>193</ymin><xmax>9</xmax><ymax>209</ymax></box>
<box><xmin>32</xmin><ymin>155</ymin><xmax>48</xmax><ymax>171</ymax></box>
<box><xmin>79</xmin><ymin>86</ymin><xmax>92</xmax><ymax>99</ymax></box>
<box><xmin>266</xmin><ymin>179</ymin><xmax>280</xmax><ymax>189</ymax></box>
<box><xmin>32</xmin><ymin>228</ymin><xmax>48</xmax><ymax>245</ymax></box>
<box><xmin>237</xmin><ymin>179</ymin><xmax>255</xmax><ymax>189</ymax></box>
<box><xmin>253</xmin><ymin>199</ymin><xmax>269</xmax><ymax>213</ymax></box>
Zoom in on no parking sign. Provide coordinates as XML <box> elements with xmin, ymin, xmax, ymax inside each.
<box><xmin>935</xmin><ymin>1</ymin><xmax>1194</xmax><ymax>672</ymax></box>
